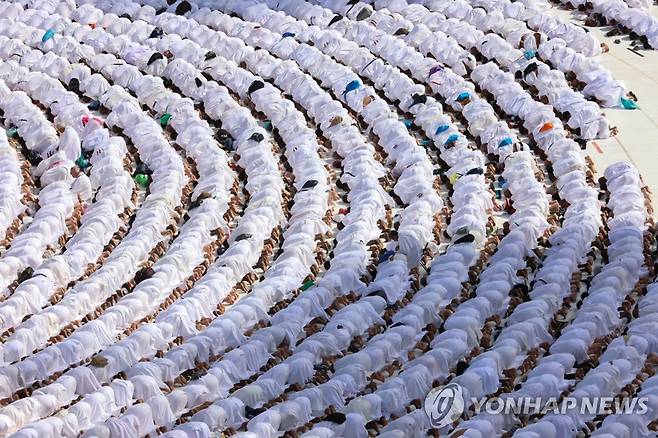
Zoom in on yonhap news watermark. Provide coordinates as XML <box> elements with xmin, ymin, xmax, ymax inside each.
<box><xmin>424</xmin><ymin>383</ymin><xmax>648</xmax><ymax>428</ymax></box>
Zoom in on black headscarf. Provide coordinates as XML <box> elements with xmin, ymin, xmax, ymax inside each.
<box><xmin>174</xmin><ymin>0</ymin><xmax>192</xmax><ymax>15</ymax></box>
<box><xmin>328</xmin><ymin>14</ymin><xmax>343</xmax><ymax>26</ymax></box>
<box><xmin>453</xmin><ymin>233</ymin><xmax>476</xmax><ymax>244</ymax></box>
<box><xmin>409</xmin><ymin>93</ymin><xmax>427</xmax><ymax>108</ymax></box>
<box><xmin>68</xmin><ymin>78</ymin><xmax>80</xmax><ymax>93</ymax></box>
<box><xmin>247</xmin><ymin>80</ymin><xmax>265</xmax><ymax>95</ymax></box>
<box><xmin>356</xmin><ymin>8</ymin><xmax>372</xmax><ymax>21</ymax></box>
<box><xmin>326</xmin><ymin>413</ymin><xmax>347</xmax><ymax>424</ymax></box>
<box><xmin>523</xmin><ymin>62</ymin><xmax>538</xmax><ymax>77</ymax></box>
<box><xmin>147</xmin><ymin>52</ymin><xmax>163</xmax><ymax>66</ymax></box>
<box><xmin>149</xmin><ymin>27</ymin><xmax>164</xmax><ymax>39</ymax></box>
<box><xmin>466</xmin><ymin>167</ymin><xmax>484</xmax><ymax>176</ymax></box>
<box><xmin>249</xmin><ymin>132</ymin><xmax>264</xmax><ymax>142</ymax></box>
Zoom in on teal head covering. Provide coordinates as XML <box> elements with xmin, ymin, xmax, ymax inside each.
<box><xmin>621</xmin><ymin>97</ymin><xmax>638</xmax><ymax>110</ymax></box>
<box><xmin>301</xmin><ymin>280</ymin><xmax>314</xmax><ymax>291</ymax></box>
<box><xmin>261</xmin><ymin>120</ymin><xmax>272</xmax><ymax>131</ymax></box>
<box><xmin>42</xmin><ymin>29</ymin><xmax>55</xmax><ymax>42</ymax></box>
<box><xmin>498</xmin><ymin>137</ymin><xmax>514</xmax><ymax>149</ymax></box>
<box><xmin>75</xmin><ymin>155</ymin><xmax>90</xmax><ymax>169</ymax></box>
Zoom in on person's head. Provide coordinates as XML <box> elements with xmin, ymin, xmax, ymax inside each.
<box><xmin>455</xmin><ymin>360</ymin><xmax>469</xmax><ymax>376</ymax></box>
<box><xmin>69</xmin><ymin>78</ymin><xmax>80</xmax><ymax>93</ymax></box>
<box><xmin>326</xmin><ymin>412</ymin><xmax>347</xmax><ymax>424</ymax></box>
<box><xmin>175</xmin><ymin>0</ymin><xmax>192</xmax><ymax>15</ymax></box>
<box><xmin>71</xmin><ymin>166</ymin><xmax>81</xmax><ymax>178</ymax></box>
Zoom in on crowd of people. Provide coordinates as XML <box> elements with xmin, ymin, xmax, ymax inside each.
<box><xmin>0</xmin><ymin>0</ymin><xmax>655</xmax><ymax>437</ymax></box>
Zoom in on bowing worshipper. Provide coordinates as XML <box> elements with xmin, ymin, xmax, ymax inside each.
<box><xmin>362</xmin><ymin>257</ymin><xmax>411</xmax><ymax>304</ymax></box>
<box><xmin>329</xmin><ymin>412</ymin><xmax>367</xmax><ymax>438</ymax></box>
<box><xmin>285</xmin><ymin>354</ymin><xmax>315</xmax><ymax>387</ymax></box>
<box><xmin>119</xmin><ymin>403</ymin><xmax>156</xmax><ymax>437</ymax></box>
<box><xmin>57</xmin><ymin>126</ymin><xmax>81</xmax><ymax>161</ymax></box>
<box><xmin>301</xmin><ymin>412</ymin><xmax>348</xmax><ymax>437</ymax></box>
<box><xmin>70</xmin><ymin>165</ymin><xmax>92</xmax><ymax>202</ymax></box>
<box><xmin>455</xmin><ymin>355</ymin><xmax>506</xmax><ymax>399</ymax></box>
<box><xmin>509</xmin><ymin>420</ymin><xmax>564</xmax><ymax>438</ymax></box>
<box><xmin>8</xmin><ymin>416</ymin><xmax>66</xmax><ymax>438</ymax></box>
<box><xmin>372</xmin><ymin>376</ymin><xmax>411</xmax><ymax>416</ymax></box>
<box><xmin>246</xmin><ymin>404</ymin><xmax>289</xmax><ymax>437</ymax></box>
<box><xmin>378</xmin><ymin>409</ymin><xmax>428</xmax><ymax>437</ymax></box>
<box><xmin>33</xmin><ymin>145</ymin><xmax>75</xmax><ymax>187</ymax></box>
<box><xmin>0</xmin><ymin>146</ymin><xmax>27</xmax><ymax>243</ymax></box>
<box><xmin>167</xmin><ymin>421</ymin><xmax>212</xmax><ymax>438</ymax></box>
<box><xmin>290</xmin><ymin>385</ymin><xmax>338</xmax><ymax>419</ymax></box>
<box><xmin>234</xmin><ymin>382</ymin><xmax>276</xmax><ymax>412</ymax></box>
<box><xmin>594</xmin><ymin>414</ymin><xmax>652</xmax><ymax>437</ymax></box>
<box><xmin>451</xmin><ymin>415</ymin><xmax>508</xmax><ymax>438</ymax></box>
<box><xmin>191</xmin><ymin>397</ymin><xmax>246</xmax><ymax>433</ymax></box>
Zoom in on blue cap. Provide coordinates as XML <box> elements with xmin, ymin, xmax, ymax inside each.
<box><xmin>42</xmin><ymin>29</ymin><xmax>55</xmax><ymax>42</ymax></box>
<box><xmin>456</xmin><ymin>91</ymin><xmax>470</xmax><ymax>102</ymax></box>
<box><xmin>435</xmin><ymin>124</ymin><xmax>450</xmax><ymax>135</ymax></box>
<box><xmin>342</xmin><ymin>80</ymin><xmax>361</xmax><ymax>97</ymax></box>
<box><xmin>444</xmin><ymin>134</ymin><xmax>460</xmax><ymax>145</ymax></box>
<box><xmin>498</xmin><ymin>137</ymin><xmax>514</xmax><ymax>148</ymax></box>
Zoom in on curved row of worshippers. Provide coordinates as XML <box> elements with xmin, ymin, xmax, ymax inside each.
<box><xmin>0</xmin><ymin>0</ymin><xmax>653</xmax><ymax>437</ymax></box>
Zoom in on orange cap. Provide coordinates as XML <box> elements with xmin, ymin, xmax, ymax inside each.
<box><xmin>539</xmin><ymin>122</ymin><xmax>554</xmax><ymax>133</ymax></box>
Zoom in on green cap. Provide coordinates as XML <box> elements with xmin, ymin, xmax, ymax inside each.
<box><xmin>159</xmin><ymin>113</ymin><xmax>172</xmax><ymax>127</ymax></box>
<box><xmin>75</xmin><ymin>155</ymin><xmax>90</xmax><ymax>169</ymax></box>
<box><xmin>134</xmin><ymin>173</ymin><xmax>149</xmax><ymax>188</ymax></box>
